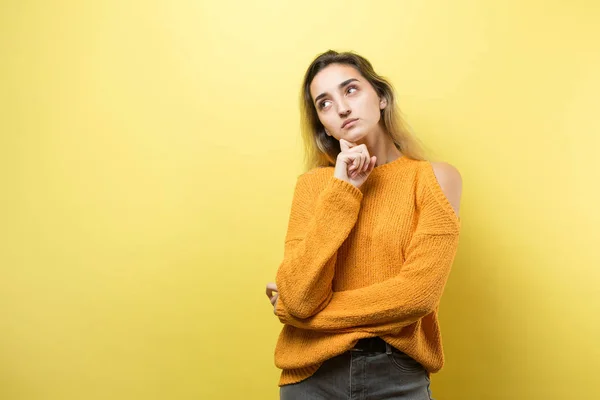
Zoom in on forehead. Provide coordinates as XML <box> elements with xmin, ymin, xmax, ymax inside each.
<box><xmin>309</xmin><ymin>64</ymin><xmax>362</xmax><ymax>99</ymax></box>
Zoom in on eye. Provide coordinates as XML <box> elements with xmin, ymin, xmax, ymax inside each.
<box><xmin>319</xmin><ymin>100</ymin><xmax>332</xmax><ymax>110</ymax></box>
<box><xmin>347</xmin><ymin>85</ymin><xmax>358</xmax><ymax>94</ymax></box>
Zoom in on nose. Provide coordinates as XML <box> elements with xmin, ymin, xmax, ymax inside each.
<box><xmin>338</xmin><ymin>99</ymin><xmax>351</xmax><ymax>116</ymax></box>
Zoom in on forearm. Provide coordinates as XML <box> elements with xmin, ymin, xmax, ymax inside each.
<box><xmin>277</xmin><ymin>233</ymin><xmax>459</xmax><ymax>331</ymax></box>
<box><xmin>276</xmin><ymin>299</ymin><xmax>406</xmax><ymax>334</ymax></box>
<box><xmin>276</xmin><ymin>177</ymin><xmax>363</xmax><ymax>318</ymax></box>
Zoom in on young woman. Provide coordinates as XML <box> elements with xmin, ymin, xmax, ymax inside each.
<box><xmin>266</xmin><ymin>50</ymin><xmax>462</xmax><ymax>399</ymax></box>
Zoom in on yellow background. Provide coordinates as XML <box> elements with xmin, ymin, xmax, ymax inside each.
<box><xmin>1</xmin><ymin>1</ymin><xmax>598</xmax><ymax>399</ymax></box>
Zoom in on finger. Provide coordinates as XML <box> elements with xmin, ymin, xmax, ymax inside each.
<box><xmin>359</xmin><ymin>146</ymin><xmax>370</xmax><ymax>168</ymax></box>
<box><xmin>345</xmin><ymin>144</ymin><xmax>366</xmax><ymax>153</ymax></box>
<box><xmin>355</xmin><ymin>155</ymin><xmax>363</xmax><ymax>172</ymax></box>
<box><xmin>266</xmin><ymin>282</ymin><xmax>278</xmax><ymax>299</ymax></box>
<box><xmin>361</xmin><ymin>146</ymin><xmax>371</xmax><ymax>172</ymax></box>
<box><xmin>361</xmin><ymin>149</ymin><xmax>370</xmax><ymax>172</ymax></box>
<box><xmin>339</xmin><ymin>139</ymin><xmax>349</xmax><ymax>152</ymax></box>
<box><xmin>350</xmin><ymin>153</ymin><xmax>362</xmax><ymax>176</ymax></box>
<box><xmin>340</xmin><ymin>139</ymin><xmax>356</xmax><ymax>151</ymax></box>
<box><xmin>357</xmin><ymin>153</ymin><xmax>365</xmax><ymax>173</ymax></box>
<box><xmin>366</xmin><ymin>156</ymin><xmax>377</xmax><ymax>173</ymax></box>
<box><xmin>348</xmin><ymin>154</ymin><xmax>357</xmax><ymax>171</ymax></box>
<box><xmin>345</xmin><ymin>145</ymin><xmax>368</xmax><ymax>172</ymax></box>
<box><xmin>342</xmin><ymin>145</ymin><xmax>365</xmax><ymax>172</ymax></box>
<box><xmin>363</xmin><ymin>153</ymin><xmax>370</xmax><ymax>172</ymax></box>
<box><xmin>270</xmin><ymin>293</ymin><xmax>278</xmax><ymax>306</ymax></box>
<box><xmin>346</xmin><ymin>152</ymin><xmax>360</xmax><ymax>170</ymax></box>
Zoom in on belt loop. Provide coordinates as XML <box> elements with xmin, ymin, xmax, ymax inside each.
<box><xmin>385</xmin><ymin>342</ymin><xmax>392</xmax><ymax>355</ymax></box>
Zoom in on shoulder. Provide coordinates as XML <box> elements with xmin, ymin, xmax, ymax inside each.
<box><xmin>430</xmin><ymin>162</ymin><xmax>462</xmax><ymax>217</ymax></box>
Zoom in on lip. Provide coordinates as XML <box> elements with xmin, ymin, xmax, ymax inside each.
<box><xmin>341</xmin><ymin>118</ymin><xmax>359</xmax><ymax>129</ymax></box>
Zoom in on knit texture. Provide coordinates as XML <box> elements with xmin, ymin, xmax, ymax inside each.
<box><xmin>274</xmin><ymin>156</ymin><xmax>461</xmax><ymax>386</ymax></box>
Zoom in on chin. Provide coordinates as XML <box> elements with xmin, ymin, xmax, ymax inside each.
<box><xmin>343</xmin><ymin>128</ymin><xmax>368</xmax><ymax>143</ymax></box>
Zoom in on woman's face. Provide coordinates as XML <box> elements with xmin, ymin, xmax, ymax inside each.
<box><xmin>310</xmin><ymin>63</ymin><xmax>386</xmax><ymax>143</ymax></box>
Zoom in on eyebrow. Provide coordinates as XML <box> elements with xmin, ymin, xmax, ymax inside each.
<box><xmin>314</xmin><ymin>78</ymin><xmax>360</xmax><ymax>105</ymax></box>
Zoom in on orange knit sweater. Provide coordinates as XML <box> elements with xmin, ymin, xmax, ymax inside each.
<box><xmin>274</xmin><ymin>156</ymin><xmax>461</xmax><ymax>386</ymax></box>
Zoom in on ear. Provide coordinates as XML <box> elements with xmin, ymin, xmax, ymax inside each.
<box><xmin>379</xmin><ymin>97</ymin><xmax>388</xmax><ymax>110</ymax></box>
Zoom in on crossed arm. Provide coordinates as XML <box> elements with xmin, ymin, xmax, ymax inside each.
<box><xmin>271</xmin><ymin>162</ymin><xmax>462</xmax><ymax>334</ymax></box>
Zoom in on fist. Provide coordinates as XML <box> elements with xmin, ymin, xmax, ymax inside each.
<box><xmin>334</xmin><ymin>139</ymin><xmax>377</xmax><ymax>188</ymax></box>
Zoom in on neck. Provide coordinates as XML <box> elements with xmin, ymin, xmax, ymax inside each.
<box><xmin>356</xmin><ymin>126</ymin><xmax>403</xmax><ymax>167</ymax></box>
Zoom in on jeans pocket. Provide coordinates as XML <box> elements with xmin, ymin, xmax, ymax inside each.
<box><xmin>387</xmin><ymin>351</ymin><xmax>426</xmax><ymax>373</ymax></box>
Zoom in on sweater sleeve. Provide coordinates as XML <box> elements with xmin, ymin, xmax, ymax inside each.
<box><xmin>276</xmin><ymin>165</ymin><xmax>460</xmax><ymax>332</ymax></box>
<box><xmin>275</xmin><ymin>173</ymin><xmax>363</xmax><ymax>319</ymax></box>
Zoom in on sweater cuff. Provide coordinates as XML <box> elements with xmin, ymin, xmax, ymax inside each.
<box><xmin>325</xmin><ymin>176</ymin><xmax>363</xmax><ymax>201</ymax></box>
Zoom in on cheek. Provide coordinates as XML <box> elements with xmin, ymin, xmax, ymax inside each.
<box><xmin>319</xmin><ymin>114</ymin><xmax>337</xmax><ymax>130</ymax></box>
<box><xmin>356</xmin><ymin>96</ymin><xmax>381</xmax><ymax>119</ymax></box>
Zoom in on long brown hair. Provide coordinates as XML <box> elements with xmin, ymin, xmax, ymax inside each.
<box><xmin>300</xmin><ymin>50</ymin><xmax>426</xmax><ymax>171</ymax></box>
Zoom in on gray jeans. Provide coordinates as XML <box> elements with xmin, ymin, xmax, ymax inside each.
<box><xmin>280</xmin><ymin>341</ymin><xmax>434</xmax><ymax>400</ymax></box>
